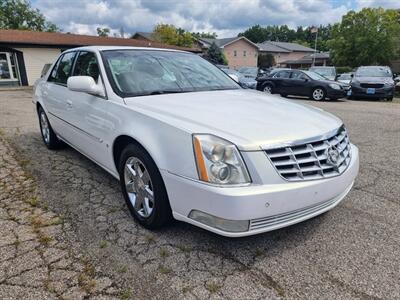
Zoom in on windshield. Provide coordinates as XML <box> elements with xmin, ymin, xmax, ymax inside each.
<box><xmin>355</xmin><ymin>67</ymin><xmax>392</xmax><ymax>78</ymax></box>
<box><xmin>310</xmin><ymin>67</ymin><xmax>335</xmax><ymax>76</ymax></box>
<box><xmin>303</xmin><ymin>71</ymin><xmax>326</xmax><ymax>81</ymax></box>
<box><xmin>101</xmin><ymin>50</ymin><xmax>239</xmax><ymax>97</ymax></box>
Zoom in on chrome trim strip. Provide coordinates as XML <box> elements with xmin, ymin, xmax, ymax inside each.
<box><xmin>261</xmin><ymin>125</ymin><xmax>344</xmax><ymax>150</ymax></box>
<box><xmin>48</xmin><ymin>112</ymin><xmax>103</xmax><ymax>143</ymax></box>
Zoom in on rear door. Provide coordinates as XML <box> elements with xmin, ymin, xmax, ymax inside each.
<box><xmin>272</xmin><ymin>70</ymin><xmax>291</xmax><ymax>93</ymax></box>
<box><xmin>43</xmin><ymin>51</ymin><xmax>77</xmax><ymax>139</ymax></box>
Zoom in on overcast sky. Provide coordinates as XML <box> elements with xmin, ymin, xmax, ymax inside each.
<box><xmin>32</xmin><ymin>0</ymin><xmax>399</xmax><ymax>37</ymax></box>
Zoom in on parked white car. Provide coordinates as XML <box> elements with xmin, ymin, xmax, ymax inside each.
<box><xmin>33</xmin><ymin>46</ymin><xmax>359</xmax><ymax>237</ymax></box>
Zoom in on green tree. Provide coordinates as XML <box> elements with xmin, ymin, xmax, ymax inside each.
<box><xmin>258</xmin><ymin>53</ymin><xmax>275</xmax><ymax>68</ymax></box>
<box><xmin>191</xmin><ymin>31</ymin><xmax>217</xmax><ymax>39</ymax></box>
<box><xmin>0</xmin><ymin>0</ymin><xmax>59</xmax><ymax>31</ymax></box>
<box><xmin>328</xmin><ymin>8</ymin><xmax>400</xmax><ymax>67</ymax></box>
<box><xmin>203</xmin><ymin>42</ymin><xmax>227</xmax><ymax>65</ymax></box>
<box><xmin>151</xmin><ymin>23</ymin><xmax>193</xmax><ymax>47</ymax></box>
<box><xmin>96</xmin><ymin>27</ymin><xmax>110</xmax><ymax>37</ymax></box>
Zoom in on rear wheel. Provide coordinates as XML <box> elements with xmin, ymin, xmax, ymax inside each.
<box><xmin>37</xmin><ymin>106</ymin><xmax>63</xmax><ymax>149</ymax></box>
<box><xmin>311</xmin><ymin>87</ymin><xmax>326</xmax><ymax>101</ymax></box>
<box><xmin>387</xmin><ymin>97</ymin><xmax>393</xmax><ymax>102</ymax></box>
<box><xmin>119</xmin><ymin>144</ymin><xmax>172</xmax><ymax>229</ymax></box>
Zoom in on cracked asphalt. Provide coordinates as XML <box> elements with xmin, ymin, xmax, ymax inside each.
<box><xmin>0</xmin><ymin>90</ymin><xmax>399</xmax><ymax>299</ymax></box>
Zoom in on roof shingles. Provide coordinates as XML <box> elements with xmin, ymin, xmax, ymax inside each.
<box><xmin>0</xmin><ymin>29</ymin><xmax>200</xmax><ymax>52</ymax></box>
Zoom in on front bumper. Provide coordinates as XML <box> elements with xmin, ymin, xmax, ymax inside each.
<box><xmin>162</xmin><ymin>144</ymin><xmax>359</xmax><ymax>237</ymax></box>
<box><xmin>350</xmin><ymin>85</ymin><xmax>394</xmax><ymax>99</ymax></box>
<box><xmin>326</xmin><ymin>88</ymin><xmax>347</xmax><ymax>99</ymax></box>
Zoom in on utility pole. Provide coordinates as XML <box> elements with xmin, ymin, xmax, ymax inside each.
<box><xmin>311</xmin><ymin>26</ymin><xmax>318</xmax><ymax>66</ymax></box>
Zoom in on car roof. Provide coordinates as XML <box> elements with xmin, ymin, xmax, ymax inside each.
<box><xmin>62</xmin><ymin>45</ymin><xmax>189</xmax><ymax>53</ymax></box>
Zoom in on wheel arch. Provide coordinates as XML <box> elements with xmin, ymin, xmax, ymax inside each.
<box><xmin>112</xmin><ymin>135</ymin><xmax>152</xmax><ymax>173</ymax></box>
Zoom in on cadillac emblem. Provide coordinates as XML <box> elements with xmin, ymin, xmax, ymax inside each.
<box><xmin>326</xmin><ymin>145</ymin><xmax>340</xmax><ymax>166</ymax></box>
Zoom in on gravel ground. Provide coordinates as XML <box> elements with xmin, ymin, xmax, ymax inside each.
<box><xmin>0</xmin><ymin>90</ymin><xmax>399</xmax><ymax>299</ymax></box>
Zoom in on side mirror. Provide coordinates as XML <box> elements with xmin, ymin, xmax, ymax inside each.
<box><xmin>67</xmin><ymin>76</ymin><xmax>104</xmax><ymax>97</ymax></box>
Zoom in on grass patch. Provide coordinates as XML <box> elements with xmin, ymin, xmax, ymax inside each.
<box><xmin>99</xmin><ymin>240</ymin><xmax>107</xmax><ymax>249</ymax></box>
<box><xmin>107</xmin><ymin>207</ymin><xmax>119</xmax><ymax>213</ymax></box>
<box><xmin>159</xmin><ymin>248</ymin><xmax>169</xmax><ymax>258</ymax></box>
<box><xmin>37</xmin><ymin>232</ymin><xmax>53</xmax><ymax>246</ymax></box>
<box><xmin>78</xmin><ymin>273</ymin><xmax>96</xmax><ymax>293</ymax></box>
<box><xmin>158</xmin><ymin>265</ymin><xmax>171</xmax><ymax>275</ymax></box>
<box><xmin>119</xmin><ymin>288</ymin><xmax>132</xmax><ymax>300</ymax></box>
<box><xmin>27</xmin><ymin>196</ymin><xmax>39</xmax><ymax>207</ymax></box>
<box><xmin>118</xmin><ymin>266</ymin><xmax>128</xmax><ymax>273</ymax></box>
<box><xmin>144</xmin><ymin>234</ymin><xmax>155</xmax><ymax>243</ymax></box>
<box><xmin>205</xmin><ymin>282</ymin><xmax>221</xmax><ymax>294</ymax></box>
<box><xmin>177</xmin><ymin>245</ymin><xmax>192</xmax><ymax>253</ymax></box>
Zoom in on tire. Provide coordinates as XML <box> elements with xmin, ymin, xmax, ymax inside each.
<box><xmin>119</xmin><ymin>143</ymin><xmax>172</xmax><ymax>229</ymax></box>
<box><xmin>262</xmin><ymin>84</ymin><xmax>273</xmax><ymax>94</ymax></box>
<box><xmin>311</xmin><ymin>87</ymin><xmax>326</xmax><ymax>101</ymax></box>
<box><xmin>37</xmin><ymin>106</ymin><xmax>63</xmax><ymax>150</ymax></box>
<box><xmin>387</xmin><ymin>97</ymin><xmax>393</xmax><ymax>102</ymax></box>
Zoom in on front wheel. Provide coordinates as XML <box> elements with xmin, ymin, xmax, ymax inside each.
<box><xmin>263</xmin><ymin>84</ymin><xmax>273</xmax><ymax>94</ymax></box>
<box><xmin>311</xmin><ymin>88</ymin><xmax>326</xmax><ymax>101</ymax></box>
<box><xmin>38</xmin><ymin>106</ymin><xmax>63</xmax><ymax>149</ymax></box>
<box><xmin>119</xmin><ymin>144</ymin><xmax>172</xmax><ymax>229</ymax></box>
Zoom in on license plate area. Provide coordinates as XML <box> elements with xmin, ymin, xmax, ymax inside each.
<box><xmin>367</xmin><ymin>88</ymin><xmax>375</xmax><ymax>94</ymax></box>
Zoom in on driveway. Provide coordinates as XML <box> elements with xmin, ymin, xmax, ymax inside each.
<box><xmin>1</xmin><ymin>90</ymin><xmax>399</xmax><ymax>299</ymax></box>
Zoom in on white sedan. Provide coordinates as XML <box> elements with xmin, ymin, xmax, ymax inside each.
<box><xmin>33</xmin><ymin>46</ymin><xmax>359</xmax><ymax>237</ymax></box>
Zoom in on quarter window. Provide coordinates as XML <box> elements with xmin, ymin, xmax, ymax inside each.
<box><xmin>73</xmin><ymin>52</ymin><xmax>100</xmax><ymax>82</ymax></box>
<box><xmin>48</xmin><ymin>52</ymin><xmax>76</xmax><ymax>84</ymax></box>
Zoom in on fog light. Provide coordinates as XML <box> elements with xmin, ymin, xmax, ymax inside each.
<box><xmin>188</xmin><ymin>210</ymin><xmax>249</xmax><ymax>233</ymax></box>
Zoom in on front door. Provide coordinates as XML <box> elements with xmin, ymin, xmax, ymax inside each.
<box><xmin>66</xmin><ymin>51</ymin><xmax>115</xmax><ymax>171</ymax></box>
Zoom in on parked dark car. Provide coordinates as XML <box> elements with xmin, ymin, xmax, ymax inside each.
<box><xmin>256</xmin><ymin>69</ymin><xmax>350</xmax><ymax>101</ymax></box>
<box><xmin>350</xmin><ymin>66</ymin><xmax>395</xmax><ymax>101</ymax></box>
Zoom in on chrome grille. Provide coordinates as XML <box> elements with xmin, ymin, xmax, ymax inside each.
<box><xmin>265</xmin><ymin>127</ymin><xmax>351</xmax><ymax>181</ymax></box>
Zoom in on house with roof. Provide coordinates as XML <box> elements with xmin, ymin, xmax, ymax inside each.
<box><xmin>0</xmin><ymin>29</ymin><xmax>199</xmax><ymax>87</ymax></box>
<box><xmin>256</xmin><ymin>41</ymin><xmax>315</xmax><ymax>66</ymax></box>
<box><xmin>196</xmin><ymin>37</ymin><xmax>259</xmax><ymax>69</ymax></box>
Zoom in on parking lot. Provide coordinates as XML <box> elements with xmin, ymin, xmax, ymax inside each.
<box><xmin>1</xmin><ymin>89</ymin><xmax>399</xmax><ymax>299</ymax></box>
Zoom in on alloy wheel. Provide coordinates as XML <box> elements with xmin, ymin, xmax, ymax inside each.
<box><xmin>263</xmin><ymin>85</ymin><xmax>272</xmax><ymax>93</ymax></box>
<box><xmin>124</xmin><ymin>157</ymin><xmax>154</xmax><ymax>218</ymax></box>
<box><xmin>40</xmin><ymin>111</ymin><xmax>50</xmax><ymax>144</ymax></box>
<box><xmin>312</xmin><ymin>88</ymin><xmax>324</xmax><ymax>101</ymax></box>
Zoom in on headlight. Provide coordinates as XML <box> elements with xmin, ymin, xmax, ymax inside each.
<box><xmin>329</xmin><ymin>83</ymin><xmax>341</xmax><ymax>90</ymax></box>
<box><xmin>192</xmin><ymin>134</ymin><xmax>251</xmax><ymax>185</ymax></box>
<box><xmin>384</xmin><ymin>81</ymin><xmax>394</xmax><ymax>87</ymax></box>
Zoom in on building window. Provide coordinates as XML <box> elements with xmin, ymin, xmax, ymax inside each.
<box><xmin>233</xmin><ymin>50</ymin><xmax>237</xmax><ymax>57</ymax></box>
<box><xmin>243</xmin><ymin>50</ymin><xmax>247</xmax><ymax>57</ymax></box>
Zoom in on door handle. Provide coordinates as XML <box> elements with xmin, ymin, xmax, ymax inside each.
<box><xmin>66</xmin><ymin>100</ymin><xmax>73</xmax><ymax>109</ymax></box>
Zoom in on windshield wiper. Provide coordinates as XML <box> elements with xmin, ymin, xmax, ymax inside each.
<box><xmin>149</xmin><ymin>90</ymin><xmax>187</xmax><ymax>95</ymax></box>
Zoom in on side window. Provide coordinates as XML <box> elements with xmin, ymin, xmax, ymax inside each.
<box><xmin>73</xmin><ymin>52</ymin><xmax>100</xmax><ymax>82</ymax></box>
<box><xmin>291</xmin><ymin>71</ymin><xmax>306</xmax><ymax>79</ymax></box>
<box><xmin>48</xmin><ymin>52</ymin><xmax>76</xmax><ymax>84</ymax></box>
<box><xmin>274</xmin><ymin>71</ymin><xmax>291</xmax><ymax>79</ymax></box>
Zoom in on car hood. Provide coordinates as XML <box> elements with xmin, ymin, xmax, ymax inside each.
<box><xmin>353</xmin><ymin>76</ymin><xmax>394</xmax><ymax>84</ymax></box>
<box><xmin>124</xmin><ymin>89</ymin><xmax>343</xmax><ymax>151</ymax></box>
